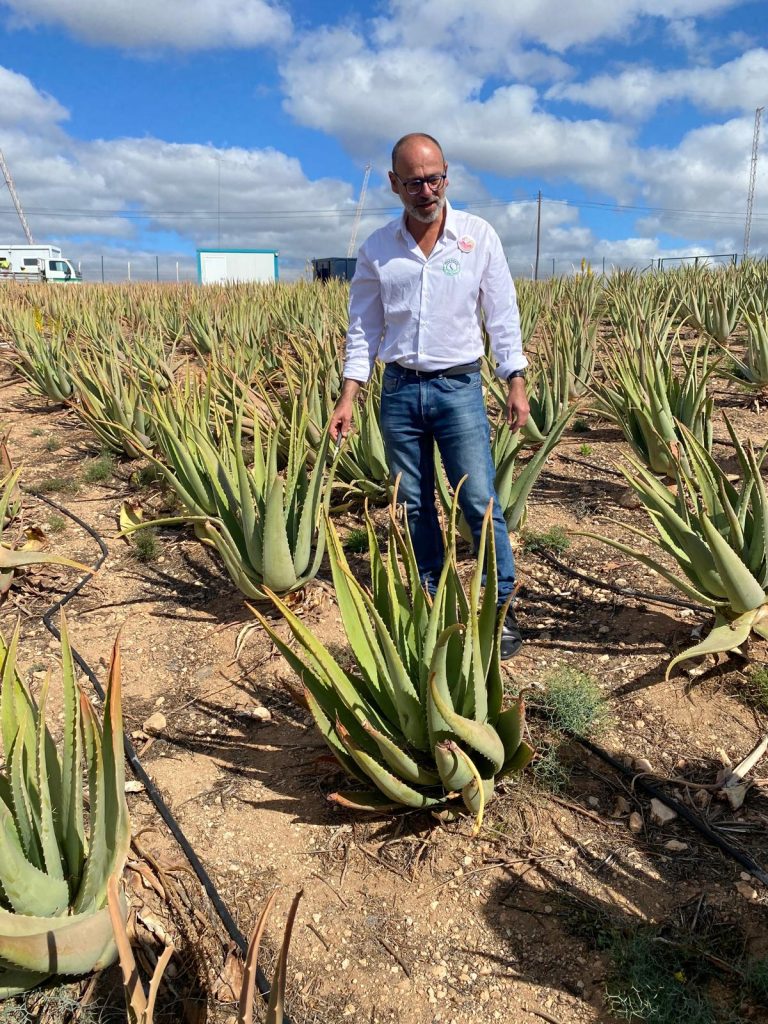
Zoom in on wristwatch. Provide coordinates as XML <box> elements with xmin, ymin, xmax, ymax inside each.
<box><xmin>507</xmin><ymin>369</ymin><xmax>526</xmax><ymax>382</ymax></box>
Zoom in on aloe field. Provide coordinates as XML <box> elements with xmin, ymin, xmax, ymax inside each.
<box><xmin>0</xmin><ymin>265</ymin><xmax>767</xmax><ymax>1024</ymax></box>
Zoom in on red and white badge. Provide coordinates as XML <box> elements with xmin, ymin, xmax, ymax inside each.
<box><xmin>457</xmin><ymin>235</ymin><xmax>475</xmax><ymax>253</ymax></box>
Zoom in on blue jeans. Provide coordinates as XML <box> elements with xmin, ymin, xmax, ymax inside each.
<box><xmin>379</xmin><ymin>363</ymin><xmax>515</xmax><ymax>606</ymax></box>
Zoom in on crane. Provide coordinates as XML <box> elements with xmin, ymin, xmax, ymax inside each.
<box><xmin>0</xmin><ymin>149</ymin><xmax>34</xmax><ymax>245</ymax></box>
<box><xmin>743</xmin><ymin>106</ymin><xmax>763</xmax><ymax>259</ymax></box>
<box><xmin>347</xmin><ymin>162</ymin><xmax>371</xmax><ymax>258</ymax></box>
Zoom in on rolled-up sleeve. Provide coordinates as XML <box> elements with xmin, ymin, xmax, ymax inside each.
<box><xmin>343</xmin><ymin>248</ymin><xmax>385</xmax><ymax>383</ymax></box>
<box><xmin>480</xmin><ymin>229</ymin><xmax>527</xmax><ymax>381</ymax></box>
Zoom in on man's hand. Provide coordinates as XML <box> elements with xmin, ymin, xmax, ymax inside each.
<box><xmin>506</xmin><ymin>377</ymin><xmax>530</xmax><ymax>431</ymax></box>
<box><xmin>329</xmin><ymin>379</ymin><xmax>363</xmax><ymax>442</ymax></box>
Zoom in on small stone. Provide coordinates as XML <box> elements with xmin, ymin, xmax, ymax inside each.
<box><xmin>432</xmin><ymin>965</ymin><xmax>447</xmax><ymax>979</ymax></box>
<box><xmin>650</xmin><ymin>799</ymin><xmax>677</xmax><ymax>826</ymax></box>
<box><xmin>598</xmin><ymin>625</ymin><xmax>610</xmax><ymax>635</ymax></box>
<box><xmin>664</xmin><ymin>840</ymin><xmax>688</xmax><ymax>852</ymax></box>
<box><xmin>611</xmin><ymin>796</ymin><xmax>631</xmax><ymax>817</ymax></box>
<box><xmin>735</xmin><ymin>881</ymin><xmax>758</xmax><ymax>900</ymax></box>
<box><xmin>635</xmin><ymin>719</ymin><xmax>646</xmax><ymax>731</ymax></box>
<box><xmin>741</xmin><ymin>872</ymin><xmax>752</xmax><ymax>882</ymax></box>
<box><xmin>634</xmin><ymin>757</ymin><xmax>653</xmax><ymax>774</ymax></box>
<box><xmin>142</xmin><ymin>712</ymin><xmax>167</xmax><ymax>736</ymax></box>
<box><xmin>124</xmin><ymin>781</ymin><xmax>145</xmax><ymax>794</ymax></box>
<box><xmin>242</xmin><ymin>705</ymin><xmax>272</xmax><ymax>722</ymax></box>
<box><xmin>462</xmin><ymin>855</ymin><xmax>473</xmax><ymax>867</ymax></box>
<box><xmin>628</xmin><ymin>812</ymin><xmax>644</xmax><ymax>833</ymax></box>
<box><xmin>312</xmin><ymin>913</ymin><xmax>321</xmax><ymax>924</ymax></box>
<box><xmin>614</xmin><ymin>578</ymin><xmax>628</xmax><ymax>588</ymax></box>
<box><xmin>587</xmin><ymin>796</ymin><xmax>600</xmax><ymax>808</ymax></box>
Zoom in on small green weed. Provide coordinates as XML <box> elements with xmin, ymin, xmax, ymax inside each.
<box><xmin>606</xmin><ymin>930</ymin><xmax>717</xmax><ymax>1024</ymax></box>
<box><xmin>83</xmin><ymin>454</ymin><xmax>115</xmax><ymax>484</ymax></box>
<box><xmin>743</xmin><ymin>665</ymin><xmax>768</xmax><ymax>714</ymax></box>
<box><xmin>33</xmin><ymin>475</ymin><xmax>80</xmax><ymax>495</ymax></box>
<box><xmin>131</xmin><ymin>527</ymin><xmax>159</xmax><ymax>563</ymax></box>
<box><xmin>521</xmin><ymin>525</ymin><xmax>570</xmax><ymax>555</ymax></box>
<box><xmin>29</xmin><ymin>428</ymin><xmax>45</xmax><ymax>438</ymax></box>
<box><xmin>745</xmin><ymin>958</ymin><xmax>768</xmax><ymax>1003</ymax></box>
<box><xmin>43</xmin><ymin>435</ymin><xmax>62</xmax><ymax>452</ymax></box>
<box><xmin>131</xmin><ymin>463</ymin><xmax>162</xmax><ymax>489</ymax></box>
<box><xmin>572</xmin><ymin>418</ymin><xmax>592</xmax><ymax>434</ymax></box>
<box><xmin>46</xmin><ymin>514</ymin><xmax>66</xmax><ymax>534</ymax></box>
<box><xmin>579</xmin><ymin>443</ymin><xmax>593</xmax><ymax>456</ymax></box>
<box><xmin>539</xmin><ymin>666</ymin><xmax>607</xmax><ymax>737</ymax></box>
<box><xmin>344</xmin><ymin>528</ymin><xmax>368</xmax><ymax>553</ymax></box>
<box><xmin>532</xmin><ymin>744</ymin><xmax>570</xmax><ymax>793</ymax></box>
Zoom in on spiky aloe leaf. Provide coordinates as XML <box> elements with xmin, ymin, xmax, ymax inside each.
<box><xmin>665</xmin><ymin>608</ymin><xmax>762</xmax><ymax>679</ymax></box>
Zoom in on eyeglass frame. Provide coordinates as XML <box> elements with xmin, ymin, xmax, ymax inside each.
<box><xmin>391</xmin><ymin>172</ymin><xmax>448</xmax><ymax>196</ymax></box>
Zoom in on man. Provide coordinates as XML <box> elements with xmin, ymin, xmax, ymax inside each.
<box><xmin>329</xmin><ymin>132</ymin><xmax>529</xmax><ymax>659</ymax></box>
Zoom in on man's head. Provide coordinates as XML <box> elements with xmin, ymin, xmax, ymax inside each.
<box><xmin>389</xmin><ymin>133</ymin><xmax>448</xmax><ymax>225</ymax></box>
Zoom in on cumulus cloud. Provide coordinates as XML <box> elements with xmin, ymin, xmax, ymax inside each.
<box><xmin>631</xmin><ymin>116</ymin><xmax>766</xmax><ymax>254</ymax></box>
<box><xmin>281</xmin><ymin>32</ymin><xmax>635</xmax><ymax>192</ymax></box>
<box><xmin>0</xmin><ymin>65</ymin><xmax>68</xmax><ymax>127</ymax></box>
<box><xmin>376</xmin><ymin>0</ymin><xmax>740</xmax><ymax>58</ymax></box>
<box><xmin>0</xmin><ymin>0</ymin><xmax>291</xmax><ymax>50</ymax></box>
<box><xmin>547</xmin><ymin>48</ymin><xmax>768</xmax><ymax>120</ymax></box>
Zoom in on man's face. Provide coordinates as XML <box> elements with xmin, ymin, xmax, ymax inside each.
<box><xmin>389</xmin><ymin>141</ymin><xmax>448</xmax><ymax>224</ymax></box>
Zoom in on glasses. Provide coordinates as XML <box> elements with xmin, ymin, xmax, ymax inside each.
<box><xmin>393</xmin><ymin>173</ymin><xmax>447</xmax><ymax>196</ymax></box>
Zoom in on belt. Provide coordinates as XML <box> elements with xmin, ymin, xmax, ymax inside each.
<box><xmin>387</xmin><ymin>359</ymin><xmax>481</xmax><ymax>380</ymax></box>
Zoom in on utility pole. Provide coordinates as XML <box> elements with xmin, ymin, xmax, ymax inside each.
<box><xmin>348</xmin><ymin>163</ymin><xmax>372</xmax><ymax>258</ymax></box>
<box><xmin>744</xmin><ymin>106</ymin><xmax>763</xmax><ymax>260</ymax></box>
<box><xmin>0</xmin><ymin>149</ymin><xmax>34</xmax><ymax>243</ymax></box>
<box><xmin>534</xmin><ymin>191</ymin><xmax>542</xmax><ymax>281</ymax></box>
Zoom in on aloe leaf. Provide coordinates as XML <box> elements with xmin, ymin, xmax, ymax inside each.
<box><xmin>59</xmin><ymin>613</ymin><xmax>85</xmax><ymax>889</ymax></box>
<box><xmin>698</xmin><ymin>512</ymin><xmax>766</xmax><ymax>614</ymax></box>
<box><xmin>239</xmin><ymin>890</ymin><xmax>277</xmax><ymax>1024</ymax></box>
<box><xmin>34</xmin><ymin>673</ymin><xmax>64</xmax><ymax>883</ymax></box>
<box><xmin>265</xmin><ymin>890</ymin><xmax>302</xmax><ymax>1024</ymax></box>
<box><xmin>327</xmin><ymin>790</ymin><xmax>403</xmax><ymax>811</ymax></box>
<box><xmin>0</xmin><ymin>799</ymin><xmax>69</xmax><ymax>916</ymax></box>
<box><xmin>336</xmin><ymin>723</ymin><xmax>441</xmax><ymax>808</ymax></box>
<box><xmin>0</xmin><ymin>901</ymin><xmax>119</xmax><ymax>975</ymax></box>
<box><xmin>428</xmin><ymin>673</ymin><xmax>505</xmax><ymax>774</ymax></box>
<box><xmin>361</xmin><ymin>720</ymin><xmax>440</xmax><ymax>786</ymax></box>
<box><xmin>665</xmin><ymin>608</ymin><xmax>758</xmax><ymax>679</ymax></box>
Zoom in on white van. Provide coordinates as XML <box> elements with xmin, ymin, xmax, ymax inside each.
<box><xmin>0</xmin><ymin>245</ymin><xmax>81</xmax><ymax>283</ymax></box>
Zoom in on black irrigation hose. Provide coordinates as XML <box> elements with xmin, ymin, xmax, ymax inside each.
<box><xmin>576</xmin><ymin>735</ymin><xmax>768</xmax><ymax>887</ymax></box>
<box><xmin>25</xmin><ymin>489</ymin><xmax>290</xmax><ymax>1023</ymax></box>
<box><xmin>532</xmin><ymin>546</ymin><xmax>711</xmax><ymax>614</ymax></box>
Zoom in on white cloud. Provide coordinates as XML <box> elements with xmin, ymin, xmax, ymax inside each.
<box><xmin>375</xmin><ymin>0</ymin><xmax>740</xmax><ymax>57</ymax></box>
<box><xmin>0</xmin><ymin>65</ymin><xmax>68</xmax><ymax>127</ymax></box>
<box><xmin>547</xmin><ymin>48</ymin><xmax>768</xmax><ymax>120</ymax></box>
<box><xmin>0</xmin><ymin>0</ymin><xmax>291</xmax><ymax>50</ymax></box>
<box><xmin>633</xmin><ymin>115</ymin><xmax>767</xmax><ymax>254</ymax></box>
<box><xmin>281</xmin><ymin>31</ymin><xmax>634</xmax><ymax>192</ymax></box>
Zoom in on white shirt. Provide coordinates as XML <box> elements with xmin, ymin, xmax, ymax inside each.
<box><xmin>343</xmin><ymin>201</ymin><xmax>526</xmax><ymax>383</ymax></box>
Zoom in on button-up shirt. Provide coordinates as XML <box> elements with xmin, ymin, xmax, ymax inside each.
<box><xmin>343</xmin><ymin>201</ymin><xmax>526</xmax><ymax>383</ymax></box>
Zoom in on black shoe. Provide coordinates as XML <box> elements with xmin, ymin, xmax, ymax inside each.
<box><xmin>499</xmin><ymin>606</ymin><xmax>523</xmax><ymax>660</ymax></box>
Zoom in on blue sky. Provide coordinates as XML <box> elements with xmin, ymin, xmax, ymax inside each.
<box><xmin>0</xmin><ymin>0</ymin><xmax>765</xmax><ymax>281</ymax></box>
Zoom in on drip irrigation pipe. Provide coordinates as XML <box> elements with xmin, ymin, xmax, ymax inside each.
<box><xmin>532</xmin><ymin>546</ymin><xmax>711</xmax><ymax>614</ymax></box>
<box><xmin>576</xmin><ymin>735</ymin><xmax>768</xmax><ymax>887</ymax></box>
<box><xmin>25</xmin><ymin>489</ymin><xmax>291</xmax><ymax>1023</ymax></box>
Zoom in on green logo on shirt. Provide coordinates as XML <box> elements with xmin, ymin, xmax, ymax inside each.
<box><xmin>442</xmin><ymin>257</ymin><xmax>461</xmax><ymax>276</ymax></box>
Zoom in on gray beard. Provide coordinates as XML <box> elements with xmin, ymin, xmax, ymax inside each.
<box><xmin>405</xmin><ymin>195</ymin><xmax>445</xmax><ymax>224</ymax></box>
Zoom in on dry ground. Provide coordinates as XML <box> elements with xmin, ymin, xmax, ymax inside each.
<box><xmin>1</xmin><ymin>351</ymin><xmax>767</xmax><ymax>1024</ymax></box>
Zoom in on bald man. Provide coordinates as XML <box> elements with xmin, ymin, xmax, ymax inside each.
<box><xmin>330</xmin><ymin>133</ymin><xmax>528</xmax><ymax>658</ymax></box>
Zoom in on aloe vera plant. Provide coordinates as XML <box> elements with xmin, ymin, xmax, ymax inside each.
<box><xmin>11</xmin><ymin>320</ymin><xmax>75</xmax><ymax>403</ymax></box>
<box><xmin>0</xmin><ymin>615</ymin><xmax>131</xmax><ymax>996</ymax></box>
<box><xmin>0</xmin><ymin>456</ymin><xmax>89</xmax><ymax>602</ymax></box>
<box><xmin>580</xmin><ymin>420</ymin><xmax>768</xmax><ymax>677</ymax></box>
<box><xmin>120</xmin><ymin>384</ymin><xmax>338</xmax><ymax>599</ymax></box>
<box><xmin>592</xmin><ymin>331</ymin><xmax>715</xmax><ymax>477</ymax></box>
<box><xmin>253</xmin><ymin>493</ymin><xmax>533</xmax><ymax>828</ymax></box>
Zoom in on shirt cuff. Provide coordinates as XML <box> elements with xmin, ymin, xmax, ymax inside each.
<box><xmin>494</xmin><ymin>356</ymin><xmax>528</xmax><ymax>381</ymax></box>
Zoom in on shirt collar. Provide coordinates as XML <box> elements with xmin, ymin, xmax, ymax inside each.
<box><xmin>395</xmin><ymin>199</ymin><xmax>457</xmax><ymax>242</ymax></box>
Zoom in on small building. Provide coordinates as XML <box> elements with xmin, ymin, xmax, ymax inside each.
<box><xmin>312</xmin><ymin>257</ymin><xmax>357</xmax><ymax>283</ymax></box>
<box><xmin>197</xmin><ymin>248</ymin><xmax>278</xmax><ymax>285</ymax></box>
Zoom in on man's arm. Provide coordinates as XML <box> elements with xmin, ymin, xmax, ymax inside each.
<box><xmin>329</xmin><ymin>250</ymin><xmax>384</xmax><ymax>441</ymax></box>
<box><xmin>479</xmin><ymin>229</ymin><xmax>529</xmax><ymax>430</ymax></box>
